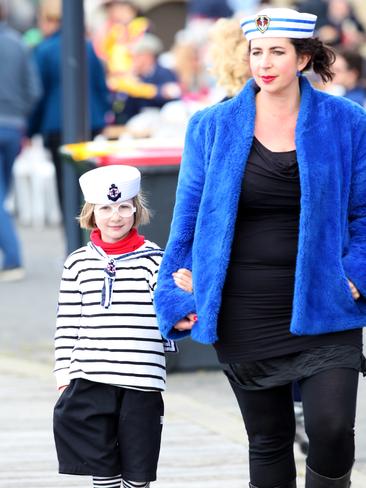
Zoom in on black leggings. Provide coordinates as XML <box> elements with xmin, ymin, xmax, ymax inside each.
<box><xmin>229</xmin><ymin>368</ymin><xmax>359</xmax><ymax>487</ymax></box>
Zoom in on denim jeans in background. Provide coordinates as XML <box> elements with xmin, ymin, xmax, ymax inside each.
<box><xmin>0</xmin><ymin>126</ymin><xmax>22</xmax><ymax>269</ymax></box>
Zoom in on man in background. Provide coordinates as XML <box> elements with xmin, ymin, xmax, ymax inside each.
<box><xmin>0</xmin><ymin>0</ymin><xmax>41</xmax><ymax>281</ymax></box>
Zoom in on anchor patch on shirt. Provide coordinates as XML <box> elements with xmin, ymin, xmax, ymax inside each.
<box><xmin>107</xmin><ymin>183</ymin><xmax>121</xmax><ymax>202</ymax></box>
<box><xmin>255</xmin><ymin>15</ymin><xmax>270</xmax><ymax>33</ymax></box>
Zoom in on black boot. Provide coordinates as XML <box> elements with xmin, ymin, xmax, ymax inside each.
<box><xmin>305</xmin><ymin>465</ymin><xmax>352</xmax><ymax>487</ymax></box>
<box><xmin>249</xmin><ymin>480</ymin><xmax>296</xmax><ymax>488</ymax></box>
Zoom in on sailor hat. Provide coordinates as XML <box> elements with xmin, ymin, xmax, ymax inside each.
<box><xmin>241</xmin><ymin>8</ymin><xmax>317</xmax><ymax>41</ymax></box>
<box><xmin>79</xmin><ymin>165</ymin><xmax>141</xmax><ymax>204</ymax></box>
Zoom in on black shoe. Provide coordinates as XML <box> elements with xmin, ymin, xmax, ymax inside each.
<box><xmin>305</xmin><ymin>465</ymin><xmax>352</xmax><ymax>487</ymax></box>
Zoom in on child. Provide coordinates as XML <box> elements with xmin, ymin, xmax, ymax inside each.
<box><xmin>53</xmin><ymin>164</ymin><xmax>180</xmax><ymax>488</ymax></box>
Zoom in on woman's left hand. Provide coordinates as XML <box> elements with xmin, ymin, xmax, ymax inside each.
<box><xmin>173</xmin><ymin>268</ymin><xmax>193</xmax><ymax>293</ymax></box>
<box><xmin>348</xmin><ymin>279</ymin><xmax>360</xmax><ymax>300</ymax></box>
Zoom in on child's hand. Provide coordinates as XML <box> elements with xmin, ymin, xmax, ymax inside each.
<box><xmin>172</xmin><ymin>268</ymin><xmax>193</xmax><ymax>293</ymax></box>
<box><xmin>173</xmin><ymin>313</ymin><xmax>197</xmax><ymax>332</ymax></box>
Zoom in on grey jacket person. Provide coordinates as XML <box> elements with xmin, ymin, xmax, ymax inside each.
<box><xmin>0</xmin><ymin>21</ymin><xmax>41</xmax><ymax>128</ymax></box>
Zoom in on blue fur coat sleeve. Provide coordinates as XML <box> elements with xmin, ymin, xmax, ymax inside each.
<box><xmin>154</xmin><ymin>112</ymin><xmax>206</xmax><ymax>339</ymax></box>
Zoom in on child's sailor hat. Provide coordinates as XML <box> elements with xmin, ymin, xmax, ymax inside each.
<box><xmin>241</xmin><ymin>8</ymin><xmax>317</xmax><ymax>41</ymax></box>
<box><xmin>79</xmin><ymin>165</ymin><xmax>141</xmax><ymax>204</ymax></box>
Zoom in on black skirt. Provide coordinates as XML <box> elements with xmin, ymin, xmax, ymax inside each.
<box><xmin>224</xmin><ymin>345</ymin><xmax>365</xmax><ymax>391</ymax></box>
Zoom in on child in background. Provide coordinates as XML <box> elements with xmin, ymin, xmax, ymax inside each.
<box><xmin>53</xmin><ymin>165</ymin><xmax>183</xmax><ymax>488</ymax></box>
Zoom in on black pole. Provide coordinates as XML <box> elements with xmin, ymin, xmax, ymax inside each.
<box><xmin>61</xmin><ymin>0</ymin><xmax>91</xmax><ymax>253</ymax></box>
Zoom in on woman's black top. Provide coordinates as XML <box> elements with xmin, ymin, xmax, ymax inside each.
<box><xmin>215</xmin><ymin>138</ymin><xmax>362</xmax><ymax>364</ymax></box>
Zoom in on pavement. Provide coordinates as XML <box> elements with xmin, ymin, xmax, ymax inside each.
<box><xmin>0</xmin><ymin>224</ymin><xmax>365</xmax><ymax>488</ymax></box>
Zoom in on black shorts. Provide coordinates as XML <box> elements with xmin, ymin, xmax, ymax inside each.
<box><xmin>53</xmin><ymin>378</ymin><xmax>164</xmax><ymax>480</ymax></box>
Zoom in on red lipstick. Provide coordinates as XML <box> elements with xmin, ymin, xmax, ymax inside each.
<box><xmin>261</xmin><ymin>76</ymin><xmax>276</xmax><ymax>83</ymax></box>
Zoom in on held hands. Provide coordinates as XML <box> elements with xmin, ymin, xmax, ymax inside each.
<box><xmin>174</xmin><ymin>313</ymin><xmax>198</xmax><ymax>332</ymax></box>
<box><xmin>172</xmin><ymin>268</ymin><xmax>197</xmax><ymax>331</ymax></box>
<box><xmin>348</xmin><ymin>280</ymin><xmax>360</xmax><ymax>300</ymax></box>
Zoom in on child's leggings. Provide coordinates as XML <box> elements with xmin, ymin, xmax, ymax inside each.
<box><xmin>92</xmin><ymin>476</ymin><xmax>150</xmax><ymax>488</ymax></box>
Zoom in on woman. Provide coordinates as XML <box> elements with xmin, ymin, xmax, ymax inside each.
<box><xmin>155</xmin><ymin>7</ymin><xmax>366</xmax><ymax>488</ymax></box>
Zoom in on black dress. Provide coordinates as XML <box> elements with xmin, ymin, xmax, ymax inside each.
<box><xmin>215</xmin><ymin>138</ymin><xmax>363</xmax><ymax>386</ymax></box>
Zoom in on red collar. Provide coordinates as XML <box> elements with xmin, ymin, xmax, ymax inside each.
<box><xmin>90</xmin><ymin>228</ymin><xmax>145</xmax><ymax>254</ymax></box>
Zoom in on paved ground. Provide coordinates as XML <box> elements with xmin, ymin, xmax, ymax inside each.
<box><xmin>0</xmin><ymin>355</ymin><xmax>295</xmax><ymax>488</ymax></box>
<box><xmin>0</xmin><ymin>224</ymin><xmax>365</xmax><ymax>487</ymax></box>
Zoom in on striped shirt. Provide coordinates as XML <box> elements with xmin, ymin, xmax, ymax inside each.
<box><xmin>54</xmin><ymin>240</ymin><xmax>167</xmax><ymax>392</ymax></box>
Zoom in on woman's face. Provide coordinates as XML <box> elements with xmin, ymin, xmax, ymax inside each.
<box><xmin>249</xmin><ymin>37</ymin><xmax>309</xmax><ymax>95</ymax></box>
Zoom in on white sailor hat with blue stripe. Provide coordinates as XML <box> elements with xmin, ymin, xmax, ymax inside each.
<box><xmin>241</xmin><ymin>8</ymin><xmax>317</xmax><ymax>41</ymax></box>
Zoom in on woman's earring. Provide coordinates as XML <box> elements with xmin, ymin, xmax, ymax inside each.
<box><xmin>296</xmin><ymin>70</ymin><xmax>302</xmax><ymax>77</ymax></box>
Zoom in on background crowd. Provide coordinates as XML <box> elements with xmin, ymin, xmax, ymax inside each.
<box><xmin>1</xmin><ymin>0</ymin><xmax>366</xmax><ymax>282</ymax></box>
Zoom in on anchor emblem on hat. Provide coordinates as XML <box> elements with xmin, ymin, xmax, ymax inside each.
<box><xmin>107</xmin><ymin>183</ymin><xmax>121</xmax><ymax>202</ymax></box>
<box><xmin>255</xmin><ymin>15</ymin><xmax>270</xmax><ymax>33</ymax></box>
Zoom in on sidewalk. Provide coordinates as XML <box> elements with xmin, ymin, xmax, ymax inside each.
<box><xmin>0</xmin><ymin>355</ymin><xmax>300</xmax><ymax>488</ymax></box>
<box><xmin>1</xmin><ymin>354</ymin><xmax>366</xmax><ymax>488</ymax></box>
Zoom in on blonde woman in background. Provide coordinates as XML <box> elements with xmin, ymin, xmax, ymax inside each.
<box><xmin>208</xmin><ymin>17</ymin><xmax>251</xmax><ymax>98</ymax></box>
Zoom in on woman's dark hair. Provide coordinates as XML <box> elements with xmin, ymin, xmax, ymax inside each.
<box><xmin>291</xmin><ymin>37</ymin><xmax>336</xmax><ymax>83</ymax></box>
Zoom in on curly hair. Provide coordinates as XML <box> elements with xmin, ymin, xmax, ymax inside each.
<box><xmin>208</xmin><ymin>18</ymin><xmax>251</xmax><ymax>97</ymax></box>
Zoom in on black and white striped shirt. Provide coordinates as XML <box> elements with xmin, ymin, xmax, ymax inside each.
<box><xmin>54</xmin><ymin>240</ymin><xmax>167</xmax><ymax>391</ymax></box>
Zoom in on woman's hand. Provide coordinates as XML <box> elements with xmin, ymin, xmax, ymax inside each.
<box><xmin>173</xmin><ymin>313</ymin><xmax>197</xmax><ymax>332</ymax></box>
<box><xmin>173</xmin><ymin>268</ymin><xmax>193</xmax><ymax>293</ymax></box>
<box><xmin>348</xmin><ymin>280</ymin><xmax>360</xmax><ymax>300</ymax></box>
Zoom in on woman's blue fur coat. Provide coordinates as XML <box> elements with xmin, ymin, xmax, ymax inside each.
<box><xmin>154</xmin><ymin>76</ymin><xmax>366</xmax><ymax>344</ymax></box>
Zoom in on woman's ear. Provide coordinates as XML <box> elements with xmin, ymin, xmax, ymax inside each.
<box><xmin>297</xmin><ymin>53</ymin><xmax>311</xmax><ymax>72</ymax></box>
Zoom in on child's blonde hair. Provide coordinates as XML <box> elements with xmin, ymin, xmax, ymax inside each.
<box><xmin>78</xmin><ymin>192</ymin><xmax>151</xmax><ymax>230</ymax></box>
<box><xmin>208</xmin><ymin>18</ymin><xmax>251</xmax><ymax>97</ymax></box>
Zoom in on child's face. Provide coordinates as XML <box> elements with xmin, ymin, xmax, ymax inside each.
<box><xmin>94</xmin><ymin>199</ymin><xmax>135</xmax><ymax>243</ymax></box>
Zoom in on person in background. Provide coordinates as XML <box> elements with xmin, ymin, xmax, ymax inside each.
<box><xmin>171</xmin><ymin>32</ymin><xmax>212</xmax><ymax>103</ymax></box>
<box><xmin>0</xmin><ymin>0</ymin><xmax>41</xmax><ymax>282</ymax></box>
<box><xmin>295</xmin><ymin>0</ymin><xmax>329</xmax><ymax>28</ymax></box>
<box><xmin>23</xmin><ymin>0</ymin><xmax>60</xmax><ymax>49</ymax></box>
<box><xmin>110</xmin><ymin>33</ymin><xmax>181</xmax><ymax>124</ymax></box>
<box><xmin>155</xmin><ymin>7</ymin><xmax>366</xmax><ymax>488</ymax></box>
<box><xmin>27</xmin><ymin>0</ymin><xmax>111</xmax><ymax>217</ymax></box>
<box><xmin>326</xmin><ymin>47</ymin><xmax>366</xmax><ymax>106</ymax></box>
<box><xmin>298</xmin><ymin>0</ymin><xmax>365</xmax><ymax>48</ymax></box>
<box><xmin>187</xmin><ymin>0</ymin><xmax>233</xmax><ymax>23</ymax></box>
<box><xmin>207</xmin><ymin>17</ymin><xmax>251</xmax><ymax>99</ymax></box>
<box><xmin>185</xmin><ymin>0</ymin><xmax>234</xmax><ymax>49</ymax></box>
<box><xmin>93</xmin><ymin>0</ymin><xmax>149</xmax><ymax>82</ymax></box>
<box><xmin>227</xmin><ymin>0</ymin><xmax>261</xmax><ymax>16</ymax></box>
<box><xmin>92</xmin><ymin>0</ymin><xmax>150</xmax><ymax>123</ymax></box>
